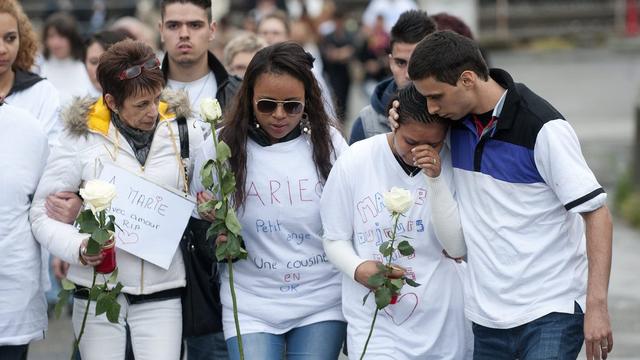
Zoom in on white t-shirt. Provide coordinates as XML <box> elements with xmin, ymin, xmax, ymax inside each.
<box><xmin>191</xmin><ymin>128</ymin><xmax>348</xmax><ymax>339</ymax></box>
<box><xmin>167</xmin><ymin>71</ymin><xmax>217</xmax><ymax>137</ymax></box>
<box><xmin>39</xmin><ymin>57</ymin><xmax>93</xmax><ymax>106</ymax></box>
<box><xmin>321</xmin><ymin>134</ymin><xmax>472</xmax><ymax>359</ymax></box>
<box><xmin>0</xmin><ymin>104</ymin><xmax>49</xmax><ymax>345</ymax></box>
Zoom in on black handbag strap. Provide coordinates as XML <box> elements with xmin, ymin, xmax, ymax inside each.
<box><xmin>176</xmin><ymin>117</ymin><xmax>189</xmax><ymax>188</ymax></box>
<box><xmin>177</xmin><ymin>116</ymin><xmax>189</xmax><ymax>160</ymax></box>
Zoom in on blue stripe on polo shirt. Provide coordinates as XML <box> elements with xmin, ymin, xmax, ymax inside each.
<box><xmin>481</xmin><ymin>140</ymin><xmax>543</xmax><ymax>184</ymax></box>
<box><xmin>450</xmin><ymin>123</ymin><xmax>544</xmax><ymax>185</ymax></box>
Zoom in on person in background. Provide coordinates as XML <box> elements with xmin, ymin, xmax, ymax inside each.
<box><xmin>320</xmin><ymin>11</ymin><xmax>356</xmax><ymax>122</ymax></box>
<box><xmin>160</xmin><ymin>0</ymin><xmax>240</xmax><ymax>136</ymax></box>
<box><xmin>0</xmin><ymin>0</ymin><xmax>61</xmax><ymax>142</ymax></box>
<box><xmin>256</xmin><ymin>10</ymin><xmax>336</xmax><ymax>121</ymax></box>
<box><xmin>84</xmin><ymin>30</ymin><xmax>130</xmax><ymax>97</ymax></box>
<box><xmin>223</xmin><ymin>32</ymin><xmax>267</xmax><ymax>78</ymax></box>
<box><xmin>349</xmin><ymin>10</ymin><xmax>435</xmax><ymax>144</ymax></box>
<box><xmin>358</xmin><ymin>14</ymin><xmax>390</xmax><ymax>99</ymax></box>
<box><xmin>256</xmin><ymin>10</ymin><xmax>290</xmax><ymax>46</ymax></box>
<box><xmin>430</xmin><ymin>12</ymin><xmax>473</xmax><ymax>39</ymax></box>
<box><xmin>110</xmin><ymin>16</ymin><xmax>160</xmax><ymax>56</ymax></box>
<box><xmin>39</xmin><ymin>12</ymin><xmax>92</xmax><ymax>106</ymax></box>
<box><xmin>192</xmin><ymin>42</ymin><xmax>347</xmax><ymax>360</ymax></box>
<box><xmin>159</xmin><ymin>0</ymin><xmax>240</xmax><ymax>358</ymax></box>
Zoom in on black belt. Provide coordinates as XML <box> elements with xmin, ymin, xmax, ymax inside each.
<box><xmin>74</xmin><ymin>286</ymin><xmax>183</xmax><ymax>305</ymax></box>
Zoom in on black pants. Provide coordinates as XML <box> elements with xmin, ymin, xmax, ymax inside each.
<box><xmin>0</xmin><ymin>344</ymin><xmax>28</xmax><ymax>360</ymax></box>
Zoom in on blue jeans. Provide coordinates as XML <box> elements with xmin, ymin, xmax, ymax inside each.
<box><xmin>186</xmin><ymin>332</ymin><xmax>228</xmax><ymax>360</ymax></box>
<box><xmin>226</xmin><ymin>320</ymin><xmax>346</xmax><ymax>360</ymax></box>
<box><xmin>473</xmin><ymin>302</ymin><xmax>584</xmax><ymax>360</ymax></box>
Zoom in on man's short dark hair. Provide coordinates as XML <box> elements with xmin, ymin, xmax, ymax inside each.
<box><xmin>389</xmin><ymin>84</ymin><xmax>447</xmax><ymax>126</ymax></box>
<box><xmin>408</xmin><ymin>30</ymin><xmax>488</xmax><ymax>85</ymax></box>
<box><xmin>390</xmin><ymin>10</ymin><xmax>436</xmax><ymax>50</ymax></box>
<box><xmin>160</xmin><ymin>0</ymin><xmax>211</xmax><ymax>20</ymax></box>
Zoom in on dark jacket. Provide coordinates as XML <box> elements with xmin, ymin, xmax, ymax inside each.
<box><xmin>349</xmin><ymin>77</ymin><xmax>397</xmax><ymax>144</ymax></box>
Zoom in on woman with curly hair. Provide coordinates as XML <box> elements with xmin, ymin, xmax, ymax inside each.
<box><xmin>0</xmin><ymin>0</ymin><xmax>61</xmax><ymax>143</ymax></box>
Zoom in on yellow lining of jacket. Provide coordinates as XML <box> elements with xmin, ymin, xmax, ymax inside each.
<box><xmin>86</xmin><ymin>97</ymin><xmax>174</xmax><ymax>135</ymax></box>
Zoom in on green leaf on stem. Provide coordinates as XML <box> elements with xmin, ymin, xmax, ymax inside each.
<box><xmin>91</xmin><ymin>228</ymin><xmax>110</xmax><ymax>246</ymax></box>
<box><xmin>404</xmin><ymin>277</ymin><xmax>421</xmax><ymax>287</ymax></box>
<box><xmin>214</xmin><ymin>203</ymin><xmax>227</xmax><ymax>221</ymax></box>
<box><xmin>200</xmin><ymin>160</ymin><xmax>216</xmax><ymax>190</ymax></box>
<box><xmin>107</xmin><ymin>268</ymin><xmax>119</xmax><ymax>284</ymax></box>
<box><xmin>54</xmin><ymin>289</ymin><xmax>71</xmax><ymax>319</ymax></box>
<box><xmin>215</xmin><ymin>241</ymin><xmax>229</xmax><ymax>262</ymax></box>
<box><xmin>86</xmin><ymin>239</ymin><xmax>101</xmax><ymax>255</ymax></box>
<box><xmin>237</xmin><ymin>246</ymin><xmax>248</xmax><ymax>260</ymax></box>
<box><xmin>216</xmin><ymin>141</ymin><xmax>232</xmax><ymax>162</ymax></box>
<box><xmin>89</xmin><ymin>286</ymin><xmax>102</xmax><ymax>301</ymax></box>
<box><xmin>378</xmin><ymin>241</ymin><xmax>393</xmax><ymax>257</ymax></box>
<box><xmin>389</xmin><ymin>278</ymin><xmax>404</xmax><ymax>291</ymax></box>
<box><xmin>106</xmin><ymin>301</ymin><xmax>121</xmax><ymax>323</ymax></box>
<box><xmin>226</xmin><ymin>232</ymin><xmax>240</xmax><ymax>255</ymax></box>
<box><xmin>61</xmin><ymin>278</ymin><xmax>76</xmax><ymax>291</ymax></box>
<box><xmin>77</xmin><ymin>210</ymin><xmax>99</xmax><ymax>234</ymax></box>
<box><xmin>225</xmin><ymin>208</ymin><xmax>242</xmax><ymax>236</ymax></box>
<box><xmin>221</xmin><ymin>172</ymin><xmax>236</xmax><ymax>196</ymax></box>
<box><xmin>376</xmin><ymin>263</ymin><xmax>388</xmax><ymax>273</ymax></box>
<box><xmin>105</xmin><ymin>219</ymin><xmax>115</xmax><ymax>232</ymax></box>
<box><xmin>397</xmin><ymin>240</ymin><xmax>415</xmax><ymax>256</ymax></box>
<box><xmin>197</xmin><ymin>199</ymin><xmax>218</xmax><ymax>214</ymax></box>
<box><xmin>367</xmin><ymin>272</ymin><xmax>385</xmax><ymax>288</ymax></box>
<box><xmin>374</xmin><ymin>287</ymin><xmax>392</xmax><ymax>309</ymax></box>
<box><xmin>95</xmin><ymin>293</ymin><xmax>109</xmax><ymax>316</ymax></box>
<box><xmin>111</xmin><ymin>282</ymin><xmax>124</xmax><ymax>298</ymax></box>
<box><xmin>205</xmin><ymin>224</ymin><xmax>219</xmax><ymax>242</ymax></box>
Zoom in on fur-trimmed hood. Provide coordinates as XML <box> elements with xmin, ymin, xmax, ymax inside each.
<box><xmin>62</xmin><ymin>88</ymin><xmax>192</xmax><ymax>137</ymax></box>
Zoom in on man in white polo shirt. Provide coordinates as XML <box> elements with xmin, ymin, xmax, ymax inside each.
<box><xmin>403</xmin><ymin>31</ymin><xmax>613</xmax><ymax>360</ymax></box>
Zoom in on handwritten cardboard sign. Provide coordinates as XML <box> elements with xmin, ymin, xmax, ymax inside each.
<box><xmin>99</xmin><ymin>163</ymin><xmax>194</xmax><ymax>269</ymax></box>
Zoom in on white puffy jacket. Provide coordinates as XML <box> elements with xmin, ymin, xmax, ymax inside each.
<box><xmin>30</xmin><ymin>89</ymin><xmax>203</xmax><ymax>295</ymax></box>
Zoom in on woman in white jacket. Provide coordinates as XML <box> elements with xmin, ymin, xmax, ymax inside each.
<box><xmin>30</xmin><ymin>39</ymin><xmax>202</xmax><ymax>360</ymax></box>
<box><xmin>0</xmin><ymin>101</ymin><xmax>49</xmax><ymax>359</ymax></box>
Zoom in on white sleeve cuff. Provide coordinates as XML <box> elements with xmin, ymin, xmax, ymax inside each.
<box><xmin>322</xmin><ymin>237</ymin><xmax>365</xmax><ymax>280</ymax></box>
<box><xmin>426</xmin><ymin>174</ymin><xmax>467</xmax><ymax>257</ymax></box>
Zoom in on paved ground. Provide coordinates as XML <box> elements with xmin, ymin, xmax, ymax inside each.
<box><xmin>29</xmin><ymin>47</ymin><xmax>640</xmax><ymax>359</ymax></box>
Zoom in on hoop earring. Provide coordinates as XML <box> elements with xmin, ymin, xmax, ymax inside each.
<box><xmin>300</xmin><ymin>113</ymin><xmax>311</xmax><ymax>134</ymax></box>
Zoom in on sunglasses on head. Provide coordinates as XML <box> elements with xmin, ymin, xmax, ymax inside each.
<box><xmin>118</xmin><ymin>57</ymin><xmax>161</xmax><ymax>80</ymax></box>
<box><xmin>255</xmin><ymin>99</ymin><xmax>305</xmax><ymax>115</ymax></box>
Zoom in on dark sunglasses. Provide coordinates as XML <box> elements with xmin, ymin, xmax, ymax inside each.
<box><xmin>255</xmin><ymin>99</ymin><xmax>305</xmax><ymax>115</ymax></box>
<box><xmin>118</xmin><ymin>57</ymin><xmax>161</xmax><ymax>80</ymax></box>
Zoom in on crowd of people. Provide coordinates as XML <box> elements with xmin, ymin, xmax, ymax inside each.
<box><xmin>0</xmin><ymin>0</ymin><xmax>614</xmax><ymax>359</ymax></box>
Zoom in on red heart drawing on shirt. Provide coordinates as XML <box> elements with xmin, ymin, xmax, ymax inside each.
<box><xmin>117</xmin><ymin>229</ymin><xmax>139</xmax><ymax>244</ymax></box>
<box><xmin>383</xmin><ymin>292</ymin><xmax>418</xmax><ymax>326</ymax></box>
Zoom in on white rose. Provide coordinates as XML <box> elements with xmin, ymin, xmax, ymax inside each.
<box><xmin>79</xmin><ymin>180</ymin><xmax>117</xmax><ymax>214</ymax></box>
<box><xmin>200</xmin><ymin>98</ymin><xmax>222</xmax><ymax>122</ymax></box>
<box><xmin>383</xmin><ymin>187</ymin><xmax>413</xmax><ymax>213</ymax></box>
